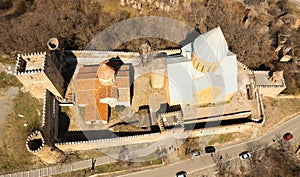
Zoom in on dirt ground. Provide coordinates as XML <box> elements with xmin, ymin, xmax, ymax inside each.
<box><xmin>257</xmin><ymin>97</ymin><xmax>300</xmax><ymax>137</ymax></box>
<box><xmin>0</xmin><ymin>87</ymin><xmax>19</xmax><ymax>143</ymax></box>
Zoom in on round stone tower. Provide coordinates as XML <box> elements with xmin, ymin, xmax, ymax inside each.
<box><xmin>47</xmin><ymin>38</ymin><xmax>59</xmax><ymax>51</ymax></box>
<box><xmin>26</xmin><ymin>131</ymin><xmax>63</xmax><ymax>164</ymax></box>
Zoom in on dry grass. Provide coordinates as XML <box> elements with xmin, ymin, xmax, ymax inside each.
<box><xmin>0</xmin><ymin>74</ymin><xmax>22</xmax><ymax>89</ymax></box>
<box><xmin>207</xmin><ymin>132</ymin><xmax>251</xmax><ymax>148</ymax></box>
<box><xmin>258</xmin><ymin>97</ymin><xmax>300</xmax><ymax>136</ymax></box>
<box><xmin>0</xmin><ymin>92</ymin><xmax>44</xmax><ymax>174</ymax></box>
<box><xmin>0</xmin><ymin>54</ymin><xmax>15</xmax><ymax>65</ymax></box>
<box><xmin>53</xmin><ymin>158</ymin><xmax>163</xmax><ymax>177</ymax></box>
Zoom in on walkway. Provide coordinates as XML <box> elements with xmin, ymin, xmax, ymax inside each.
<box><xmin>1</xmin><ymin>156</ymin><xmax>115</xmax><ymax>177</ymax></box>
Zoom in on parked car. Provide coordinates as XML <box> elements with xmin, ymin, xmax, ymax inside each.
<box><xmin>176</xmin><ymin>171</ymin><xmax>187</xmax><ymax>177</ymax></box>
<box><xmin>205</xmin><ymin>146</ymin><xmax>216</xmax><ymax>153</ymax></box>
<box><xmin>239</xmin><ymin>151</ymin><xmax>251</xmax><ymax>160</ymax></box>
<box><xmin>283</xmin><ymin>132</ymin><xmax>293</xmax><ymax>142</ymax></box>
<box><xmin>191</xmin><ymin>150</ymin><xmax>202</xmax><ymax>158</ymax></box>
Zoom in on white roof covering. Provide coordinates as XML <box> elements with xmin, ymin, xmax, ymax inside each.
<box><xmin>167</xmin><ymin>27</ymin><xmax>237</xmax><ymax>104</ymax></box>
<box><xmin>183</xmin><ymin>27</ymin><xmax>228</xmax><ymax>62</ymax></box>
<box><xmin>167</xmin><ymin>55</ymin><xmax>237</xmax><ymax>104</ymax></box>
<box><xmin>167</xmin><ymin>57</ymin><xmax>194</xmax><ymax>103</ymax></box>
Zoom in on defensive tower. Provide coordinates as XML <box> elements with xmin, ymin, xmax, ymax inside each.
<box><xmin>14</xmin><ymin>51</ymin><xmax>65</xmax><ymax>99</ymax></box>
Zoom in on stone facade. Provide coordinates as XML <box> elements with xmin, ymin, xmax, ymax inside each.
<box><xmin>15</xmin><ymin>52</ymin><xmax>65</xmax><ymax>99</ymax></box>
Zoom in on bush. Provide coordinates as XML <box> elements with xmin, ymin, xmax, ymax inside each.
<box><xmin>115</xmin><ymin>105</ymin><xmax>126</xmax><ymax>112</ymax></box>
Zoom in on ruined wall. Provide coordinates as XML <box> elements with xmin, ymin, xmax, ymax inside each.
<box><xmin>16</xmin><ymin>72</ymin><xmax>48</xmax><ymax>99</ymax></box>
<box><xmin>67</xmin><ymin>50</ymin><xmax>140</xmax><ymax>63</ymax></box>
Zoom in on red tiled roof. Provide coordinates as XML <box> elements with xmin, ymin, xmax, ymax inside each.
<box><xmin>97</xmin><ymin>62</ymin><xmax>115</xmax><ymax>81</ymax></box>
<box><xmin>98</xmin><ymin>86</ymin><xmax>118</xmax><ymax>99</ymax></box>
<box><xmin>75</xmin><ymin>66</ymin><xmax>109</xmax><ymax>123</ymax></box>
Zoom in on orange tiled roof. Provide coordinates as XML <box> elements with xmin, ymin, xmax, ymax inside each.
<box><xmin>97</xmin><ymin>62</ymin><xmax>115</xmax><ymax>81</ymax></box>
<box><xmin>75</xmin><ymin>66</ymin><xmax>109</xmax><ymax>123</ymax></box>
<box><xmin>98</xmin><ymin>86</ymin><xmax>118</xmax><ymax>99</ymax></box>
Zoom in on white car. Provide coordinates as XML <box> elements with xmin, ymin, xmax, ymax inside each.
<box><xmin>239</xmin><ymin>151</ymin><xmax>251</xmax><ymax>160</ymax></box>
<box><xmin>191</xmin><ymin>151</ymin><xmax>202</xmax><ymax>158</ymax></box>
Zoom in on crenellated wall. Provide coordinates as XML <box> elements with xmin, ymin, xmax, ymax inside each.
<box><xmin>54</xmin><ymin>120</ymin><xmax>256</xmax><ymax>152</ymax></box>
<box><xmin>55</xmin><ymin>132</ymin><xmax>163</xmax><ymax>151</ymax></box>
<box><xmin>237</xmin><ymin>59</ymin><xmax>251</xmax><ymax>73</ymax></box>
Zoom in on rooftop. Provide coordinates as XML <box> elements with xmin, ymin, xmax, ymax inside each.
<box><xmin>16</xmin><ymin>52</ymin><xmax>47</xmax><ymax>73</ymax></box>
<box><xmin>254</xmin><ymin>71</ymin><xmax>285</xmax><ymax>86</ymax></box>
<box><xmin>75</xmin><ymin>65</ymin><xmax>109</xmax><ymax>123</ymax></box>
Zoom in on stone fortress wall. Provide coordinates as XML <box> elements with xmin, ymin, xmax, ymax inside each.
<box><xmin>54</xmin><ymin>121</ymin><xmax>256</xmax><ymax>152</ymax></box>
<box><xmin>26</xmin><ymin>50</ymin><xmax>263</xmax><ymax>153</ymax></box>
<box><xmin>16</xmin><ymin>47</ymin><xmax>284</xmax><ymax>159</ymax></box>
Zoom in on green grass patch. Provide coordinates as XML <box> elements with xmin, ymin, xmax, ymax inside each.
<box><xmin>0</xmin><ymin>55</ymin><xmax>15</xmax><ymax>65</ymax></box>
<box><xmin>0</xmin><ymin>73</ymin><xmax>22</xmax><ymax>88</ymax></box>
<box><xmin>12</xmin><ymin>92</ymin><xmax>43</xmax><ymax>132</ymax></box>
<box><xmin>208</xmin><ymin>133</ymin><xmax>235</xmax><ymax>145</ymax></box>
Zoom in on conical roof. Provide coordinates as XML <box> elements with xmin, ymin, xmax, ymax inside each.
<box><xmin>192</xmin><ymin>27</ymin><xmax>228</xmax><ymax>62</ymax></box>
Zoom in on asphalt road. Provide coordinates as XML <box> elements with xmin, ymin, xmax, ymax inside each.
<box><xmin>119</xmin><ymin>114</ymin><xmax>300</xmax><ymax>177</ymax></box>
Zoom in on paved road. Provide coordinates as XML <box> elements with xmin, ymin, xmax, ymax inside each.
<box><xmin>119</xmin><ymin>114</ymin><xmax>300</xmax><ymax>177</ymax></box>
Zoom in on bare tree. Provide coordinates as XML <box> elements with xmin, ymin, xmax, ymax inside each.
<box><xmin>184</xmin><ymin>137</ymin><xmax>200</xmax><ymax>156</ymax></box>
<box><xmin>274</xmin><ymin>133</ymin><xmax>292</xmax><ymax>152</ymax></box>
<box><xmin>118</xmin><ymin>145</ymin><xmax>129</xmax><ymax>162</ymax></box>
<box><xmin>213</xmin><ymin>152</ymin><xmax>234</xmax><ymax>177</ymax></box>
